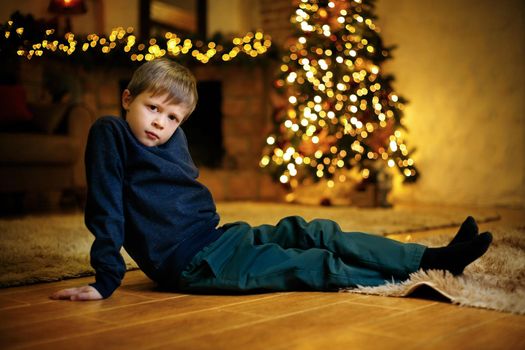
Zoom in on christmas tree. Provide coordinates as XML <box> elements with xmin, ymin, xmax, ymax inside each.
<box><xmin>260</xmin><ymin>0</ymin><xmax>418</xmax><ymax>197</ymax></box>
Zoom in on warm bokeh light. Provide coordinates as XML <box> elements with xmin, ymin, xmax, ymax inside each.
<box><xmin>260</xmin><ymin>0</ymin><xmax>418</xmax><ymax>188</ymax></box>
<box><xmin>2</xmin><ymin>20</ymin><xmax>272</xmax><ymax>64</ymax></box>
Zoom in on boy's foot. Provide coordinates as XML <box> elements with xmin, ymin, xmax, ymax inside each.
<box><xmin>420</xmin><ymin>232</ymin><xmax>493</xmax><ymax>275</ymax></box>
<box><xmin>448</xmin><ymin>216</ymin><xmax>478</xmax><ymax>246</ymax></box>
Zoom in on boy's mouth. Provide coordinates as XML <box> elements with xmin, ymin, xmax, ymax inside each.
<box><xmin>145</xmin><ymin>131</ymin><xmax>159</xmax><ymax>140</ymax></box>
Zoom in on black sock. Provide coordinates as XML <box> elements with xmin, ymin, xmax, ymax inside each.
<box><xmin>448</xmin><ymin>216</ymin><xmax>479</xmax><ymax>246</ymax></box>
<box><xmin>420</xmin><ymin>232</ymin><xmax>493</xmax><ymax>275</ymax></box>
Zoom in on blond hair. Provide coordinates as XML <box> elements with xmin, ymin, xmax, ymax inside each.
<box><xmin>126</xmin><ymin>58</ymin><xmax>198</xmax><ymax>121</ymax></box>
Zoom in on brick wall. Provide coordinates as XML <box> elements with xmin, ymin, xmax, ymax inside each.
<box><xmin>19</xmin><ymin>60</ymin><xmax>129</xmax><ymax>119</ymax></box>
<box><xmin>192</xmin><ymin>65</ymin><xmax>286</xmax><ymax>202</ymax></box>
<box><xmin>259</xmin><ymin>0</ymin><xmax>294</xmax><ymax>48</ymax></box>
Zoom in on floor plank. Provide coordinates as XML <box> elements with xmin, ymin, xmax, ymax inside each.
<box><xmin>0</xmin><ymin>315</ymin><xmax>114</xmax><ymax>349</ymax></box>
<box><xmin>81</xmin><ymin>293</ymin><xmax>285</xmax><ymax>325</ymax></box>
<box><xmin>340</xmin><ymin>294</ymin><xmax>438</xmax><ymax>310</ymax></box>
<box><xmin>1</xmin><ymin>291</ymin><xmax>154</xmax><ymax>330</ymax></box>
<box><xmin>0</xmin><ymin>296</ymin><xmax>29</xmax><ymax>310</ymax></box>
<box><xmin>171</xmin><ymin>326</ymin><xmax>416</xmax><ymax>350</ymax></box>
<box><xmin>28</xmin><ymin>308</ymin><xmax>262</xmax><ymax>350</ymax></box>
<box><xmin>356</xmin><ymin>302</ymin><xmax>509</xmax><ymax>343</ymax></box>
<box><xmin>420</xmin><ymin>314</ymin><xmax>525</xmax><ymax>349</ymax></box>
<box><xmin>159</xmin><ymin>299</ymin><xmax>421</xmax><ymax>349</ymax></box>
<box><xmin>219</xmin><ymin>291</ymin><xmax>364</xmax><ymax>317</ymax></box>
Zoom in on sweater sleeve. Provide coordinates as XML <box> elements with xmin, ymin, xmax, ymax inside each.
<box><xmin>84</xmin><ymin>118</ymin><xmax>127</xmax><ymax>299</ymax></box>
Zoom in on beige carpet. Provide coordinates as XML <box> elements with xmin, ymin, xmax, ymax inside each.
<box><xmin>0</xmin><ymin>202</ymin><xmax>501</xmax><ymax>289</ymax></box>
<box><xmin>343</xmin><ymin>226</ymin><xmax>525</xmax><ymax>315</ymax></box>
<box><xmin>215</xmin><ymin>202</ymin><xmax>500</xmax><ymax>234</ymax></box>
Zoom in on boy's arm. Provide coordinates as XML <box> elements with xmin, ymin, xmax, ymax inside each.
<box><xmin>81</xmin><ymin>118</ymin><xmax>128</xmax><ymax>299</ymax></box>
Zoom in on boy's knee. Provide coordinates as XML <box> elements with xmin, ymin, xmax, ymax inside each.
<box><xmin>276</xmin><ymin>215</ymin><xmax>307</xmax><ymax>227</ymax></box>
<box><xmin>310</xmin><ymin>218</ymin><xmax>342</xmax><ymax>234</ymax></box>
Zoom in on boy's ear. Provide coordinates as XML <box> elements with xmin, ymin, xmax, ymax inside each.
<box><xmin>122</xmin><ymin>89</ymin><xmax>132</xmax><ymax>110</ymax></box>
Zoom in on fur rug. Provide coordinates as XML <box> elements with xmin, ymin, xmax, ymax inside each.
<box><xmin>342</xmin><ymin>226</ymin><xmax>525</xmax><ymax>315</ymax></box>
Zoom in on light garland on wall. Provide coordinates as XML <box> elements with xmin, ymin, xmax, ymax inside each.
<box><xmin>2</xmin><ymin>19</ymin><xmax>273</xmax><ymax>64</ymax></box>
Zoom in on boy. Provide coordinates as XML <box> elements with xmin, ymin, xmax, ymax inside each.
<box><xmin>51</xmin><ymin>59</ymin><xmax>492</xmax><ymax>301</ymax></box>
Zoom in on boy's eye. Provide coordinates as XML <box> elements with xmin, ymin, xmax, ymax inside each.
<box><xmin>148</xmin><ymin>105</ymin><xmax>158</xmax><ymax>112</ymax></box>
<box><xmin>169</xmin><ymin>115</ymin><xmax>178</xmax><ymax>122</ymax></box>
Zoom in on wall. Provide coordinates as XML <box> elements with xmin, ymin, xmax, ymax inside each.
<box><xmin>376</xmin><ymin>0</ymin><xmax>525</xmax><ymax>208</ymax></box>
<box><xmin>258</xmin><ymin>0</ymin><xmax>293</xmax><ymax>46</ymax></box>
<box><xmin>0</xmin><ymin>0</ymin><xmax>137</xmax><ymax>35</ymax></box>
<box><xmin>208</xmin><ymin>0</ymin><xmax>261</xmax><ymax>37</ymax></box>
<box><xmin>102</xmin><ymin>0</ymin><xmax>139</xmax><ymax>34</ymax></box>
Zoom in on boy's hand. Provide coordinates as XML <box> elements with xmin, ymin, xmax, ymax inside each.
<box><xmin>50</xmin><ymin>285</ymin><xmax>103</xmax><ymax>301</ymax></box>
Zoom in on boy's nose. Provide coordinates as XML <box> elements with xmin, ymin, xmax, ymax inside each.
<box><xmin>152</xmin><ymin>119</ymin><xmax>164</xmax><ymax>129</ymax></box>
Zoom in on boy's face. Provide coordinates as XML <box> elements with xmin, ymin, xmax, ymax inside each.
<box><xmin>122</xmin><ymin>89</ymin><xmax>189</xmax><ymax>147</ymax></box>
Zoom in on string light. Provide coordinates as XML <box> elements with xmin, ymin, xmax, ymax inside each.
<box><xmin>261</xmin><ymin>0</ymin><xmax>418</xmax><ymax>187</ymax></box>
<box><xmin>2</xmin><ymin>19</ymin><xmax>272</xmax><ymax>64</ymax></box>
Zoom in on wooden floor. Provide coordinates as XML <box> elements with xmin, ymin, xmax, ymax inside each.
<box><xmin>1</xmin><ymin>207</ymin><xmax>524</xmax><ymax>349</ymax></box>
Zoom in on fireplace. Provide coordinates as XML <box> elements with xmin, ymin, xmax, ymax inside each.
<box><xmin>184</xmin><ymin>80</ymin><xmax>224</xmax><ymax>168</ymax></box>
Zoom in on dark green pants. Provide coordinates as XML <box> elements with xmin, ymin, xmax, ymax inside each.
<box><xmin>178</xmin><ymin>216</ymin><xmax>426</xmax><ymax>292</ymax></box>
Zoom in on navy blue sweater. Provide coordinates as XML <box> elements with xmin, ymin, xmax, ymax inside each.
<box><xmin>85</xmin><ymin>116</ymin><xmax>222</xmax><ymax>298</ymax></box>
